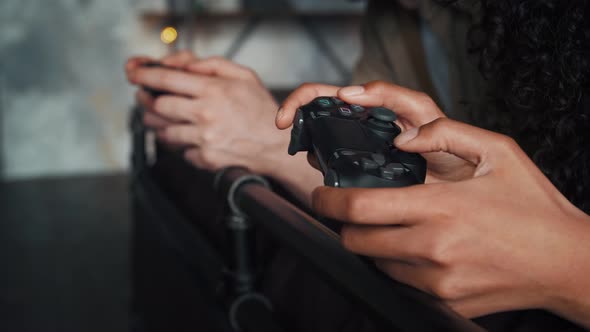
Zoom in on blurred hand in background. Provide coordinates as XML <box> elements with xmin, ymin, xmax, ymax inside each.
<box><xmin>125</xmin><ymin>51</ymin><xmax>322</xmax><ymax>205</ymax></box>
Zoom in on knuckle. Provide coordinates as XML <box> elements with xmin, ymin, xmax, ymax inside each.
<box><xmin>429</xmin><ymin>117</ymin><xmax>452</xmax><ymax>133</ymax></box>
<box><xmin>205</xmin><ymin>83</ymin><xmax>224</xmax><ymax>96</ymax></box>
<box><xmin>365</xmin><ymin>80</ymin><xmax>388</xmax><ymax>91</ymax></box>
<box><xmin>415</xmin><ymin>91</ymin><xmax>436</xmax><ymax>108</ymax></box>
<box><xmin>420</xmin><ymin>231</ymin><xmax>453</xmax><ymax>266</ymax></box>
<box><xmin>427</xmin><ymin>241</ymin><xmax>451</xmax><ymax>266</ymax></box>
<box><xmin>243</xmin><ymin>67</ymin><xmax>257</xmax><ymax>80</ymax></box>
<box><xmin>430</xmin><ymin>116</ymin><xmax>451</xmax><ymax>127</ymax></box>
<box><xmin>198</xmin><ymin>108</ymin><xmax>215</xmax><ymax>123</ymax></box>
<box><xmin>431</xmin><ymin>276</ymin><xmax>462</xmax><ymax>300</ymax></box>
<box><xmin>200</xmin><ymin>148</ymin><xmax>219</xmax><ymax>169</ymax></box>
<box><xmin>494</xmin><ymin>134</ymin><xmax>519</xmax><ymax>153</ymax></box>
<box><xmin>201</xmin><ymin>130</ymin><xmax>216</xmax><ymax>145</ymax></box>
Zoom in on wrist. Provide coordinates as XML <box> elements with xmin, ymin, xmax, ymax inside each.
<box><xmin>255</xmin><ymin>131</ymin><xmax>322</xmax><ymax>206</ymax></box>
<box><xmin>545</xmin><ymin>214</ymin><xmax>590</xmax><ymax>328</ymax></box>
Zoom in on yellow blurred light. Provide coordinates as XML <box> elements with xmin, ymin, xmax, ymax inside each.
<box><xmin>160</xmin><ymin>26</ymin><xmax>178</xmax><ymax>44</ymax></box>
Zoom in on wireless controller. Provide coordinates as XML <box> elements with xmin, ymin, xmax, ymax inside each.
<box><xmin>288</xmin><ymin>97</ymin><xmax>427</xmax><ymax>188</ymax></box>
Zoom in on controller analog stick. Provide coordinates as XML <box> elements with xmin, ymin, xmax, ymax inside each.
<box><xmin>369</xmin><ymin>107</ymin><xmax>397</xmax><ymax>123</ymax></box>
<box><xmin>367</xmin><ymin>107</ymin><xmax>399</xmax><ymax>142</ymax></box>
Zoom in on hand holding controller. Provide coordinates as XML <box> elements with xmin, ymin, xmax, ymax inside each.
<box><xmin>288</xmin><ymin>97</ymin><xmax>427</xmax><ymax>188</ymax></box>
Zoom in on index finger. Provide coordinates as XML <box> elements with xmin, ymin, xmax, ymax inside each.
<box><xmin>336</xmin><ymin>81</ymin><xmax>445</xmax><ymax>128</ymax></box>
<box><xmin>276</xmin><ymin>83</ymin><xmax>341</xmax><ymax>129</ymax></box>
<box><xmin>311</xmin><ymin>184</ymin><xmax>450</xmax><ymax>225</ymax></box>
<box><xmin>130</xmin><ymin>67</ymin><xmax>218</xmax><ymax>98</ymax></box>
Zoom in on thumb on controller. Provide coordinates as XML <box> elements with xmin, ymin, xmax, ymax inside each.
<box><xmin>394</xmin><ymin>118</ymin><xmax>502</xmax><ymax>166</ymax></box>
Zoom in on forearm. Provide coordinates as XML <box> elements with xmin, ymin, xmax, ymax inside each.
<box><xmin>548</xmin><ymin>215</ymin><xmax>590</xmax><ymax>329</ymax></box>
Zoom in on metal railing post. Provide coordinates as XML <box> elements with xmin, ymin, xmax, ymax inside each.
<box><xmin>215</xmin><ymin>168</ymin><xmax>284</xmax><ymax>332</ymax></box>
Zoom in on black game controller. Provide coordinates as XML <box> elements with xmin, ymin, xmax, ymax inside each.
<box><xmin>288</xmin><ymin>97</ymin><xmax>427</xmax><ymax>188</ymax></box>
<box><xmin>140</xmin><ymin>61</ymin><xmax>178</xmax><ymax>98</ymax></box>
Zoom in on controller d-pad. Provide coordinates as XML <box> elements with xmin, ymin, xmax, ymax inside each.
<box><xmin>371</xmin><ymin>153</ymin><xmax>386</xmax><ymax>166</ymax></box>
<box><xmin>361</xmin><ymin>157</ymin><xmax>380</xmax><ymax>170</ymax></box>
<box><xmin>379</xmin><ymin>163</ymin><xmax>406</xmax><ymax>180</ymax></box>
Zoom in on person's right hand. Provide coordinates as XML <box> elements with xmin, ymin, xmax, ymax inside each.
<box><xmin>276</xmin><ymin>81</ymin><xmax>476</xmax><ymax>183</ymax></box>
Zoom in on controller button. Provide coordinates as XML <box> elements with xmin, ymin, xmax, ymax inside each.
<box><xmin>371</xmin><ymin>153</ymin><xmax>386</xmax><ymax>166</ymax></box>
<box><xmin>361</xmin><ymin>157</ymin><xmax>380</xmax><ymax>170</ymax></box>
<box><xmin>331</xmin><ymin>97</ymin><xmax>345</xmax><ymax>105</ymax></box>
<box><xmin>340</xmin><ymin>150</ymin><xmax>356</xmax><ymax>156</ymax></box>
<box><xmin>325</xmin><ymin>169</ymin><xmax>340</xmax><ymax>187</ymax></box>
<box><xmin>370</xmin><ymin>107</ymin><xmax>397</xmax><ymax>122</ymax></box>
<box><xmin>315</xmin><ymin>98</ymin><xmax>333</xmax><ymax>107</ymax></box>
<box><xmin>350</xmin><ymin>104</ymin><xmax>365</xmax><ymax>113</ymax></box>
<box><xmin>338</xmin><ymin>107</ymin><xmax>353</xmax><ymax>116</ymax></box>
<box><xmin>317</xmin><ymin>111</ymin><xmax>331</xmax><ymax>117</ymax></box>
<box><xmin>379</xmin><ymin>163</ymin><xmax>406</xmax><ymax>180</ymax></box>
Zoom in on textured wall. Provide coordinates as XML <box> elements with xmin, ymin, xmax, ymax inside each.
<box><xmin>0</xmin><ymin>0</ymin><xmax>363</xmax><ymax>180</ymax></box>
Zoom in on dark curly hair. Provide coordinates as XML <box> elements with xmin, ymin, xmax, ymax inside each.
<box><xmin>467</xmin><ymin>0</ymin><xmax>590</xmax><ymax>213</ymax></box>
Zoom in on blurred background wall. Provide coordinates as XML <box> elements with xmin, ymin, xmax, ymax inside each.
<box><xmin>0</xmin><ymin>0</ymin><xmax>364</xmax><ymax>180</ymax></box>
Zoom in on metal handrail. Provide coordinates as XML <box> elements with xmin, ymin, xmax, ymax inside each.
<box><xmin>130</xmin><ymin>102</ymin><xmax>483</xmax><ymax>331</ymax></box>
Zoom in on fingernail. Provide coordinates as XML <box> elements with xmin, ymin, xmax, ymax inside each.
<box><xmin>275</xmin><ymin>107</ymin><xmax>284</xmax><ymax>121</ymax></box>
<box><xmin>394</xmin><ymin>127</ymin><xmax>419</xmax><ymax>146</ymax></box>
<box><xmin>340</xmin><ymin>85</ymin><xmax>365</xmax><ymax>96</ymax></box>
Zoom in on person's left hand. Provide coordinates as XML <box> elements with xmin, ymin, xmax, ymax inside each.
<box><xmin>128</xmin><ymin>55</ymin><xmax>286</xmax><ymax>172</ymax></box>
<box><xmin>312</xmin><ymin>118</ymin><xmax>590</xmax><ymax>325</ymax></box>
